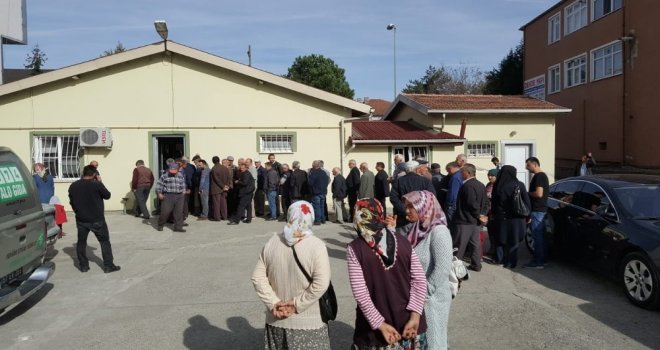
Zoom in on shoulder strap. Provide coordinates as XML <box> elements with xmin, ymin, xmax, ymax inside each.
<box><xmin>291</xmin><ymin>245</ymin><xmax>312</xmax><ymax>283</ymax></box>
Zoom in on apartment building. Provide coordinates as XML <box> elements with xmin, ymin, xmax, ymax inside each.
<box><xmin>521</xmin><ymin>0</ymin><xmax>659</xmax><ymax>176</ymax></box>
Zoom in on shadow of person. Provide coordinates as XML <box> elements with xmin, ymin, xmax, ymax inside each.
<box><xmin>61</xmin><ymin>244</ymin><xmax>104</xmax><ymax>269</ymax></box>
<box><xmin>183</xmin><ymin>315</ymin><xmax>231</xmax><ymax>350</ymax></box>
<box><xmin>225</xmin><ymin>316</ymin><xmax>263</xmax><ymax>349</ymax></box>
<box><xmin>0</xmin><ymin>283</ymin><xmax>54</xmax><ymax>326</ymax></box>
<box><xmin>328</xmin><ymin>320</ymin><xmax>356</xmax><ymax>349</ymax></box>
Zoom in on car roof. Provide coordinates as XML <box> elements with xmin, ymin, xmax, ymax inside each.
<box><xmin>561</xmin><ymin>174</ymin><xmax>660</xmax><ymax>188</ymax></box>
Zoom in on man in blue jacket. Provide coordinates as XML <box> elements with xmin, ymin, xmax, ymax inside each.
<box><xmin>308</xmin><ymin>160</ymin><xmax>329</xmax><ymax>225</ymax></box>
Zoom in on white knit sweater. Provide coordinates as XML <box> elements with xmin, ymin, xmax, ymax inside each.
<box><xmin>251</xmin><ymin>233</ymin><xmax>331</xmax><ymax>330</ymax></box>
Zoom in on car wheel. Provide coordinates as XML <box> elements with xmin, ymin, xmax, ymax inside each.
<box><xmin>524</xmin><ymin>214</ymin><xmax>555</xmax><ymax>255</ymax></box>
<box><xmin>621</xmin><ymin>252</ymin><xmax>660</xmax><ymax>310</ymax></box>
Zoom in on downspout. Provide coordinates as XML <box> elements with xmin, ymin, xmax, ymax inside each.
<box><xmin>441</xmin><ymin>113</ymin><xmax>446</xmax><ymax>132</ymax></box>
<box><xmin>340</xmin><ymin>111</ymin><xmax>372</xmax><ymax>174</ymax></box>
<box><xmin>621</xmin><ymin>3</ymin><xmax>627</xmax><ymax>166</ymax></box>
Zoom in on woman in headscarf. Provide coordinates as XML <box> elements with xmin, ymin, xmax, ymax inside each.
<box><xmin>402</xmin><ymin>190</ymin><xmax>453</xmax><ymax>350</ymax></box>
<box><xmin>492</xmin><ymin>165</ymin><xmax>531</xmax><ymax>268</ymax></box>
<box><xmin>251</xmin><ymin>200</ymin><xmax>331</xmax><ymax>350</ymax></box>
<box><xmin>347</xmin><ymin>198</ymin><xmax>427</xmax><ymax>350</ymax></box>
<box><xmin>33</xmin><ymin>163</ymin><xmax>54</xmax><ymax>204</ymax></box>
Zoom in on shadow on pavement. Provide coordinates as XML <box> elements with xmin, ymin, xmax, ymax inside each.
<box><xmin>0</xmin><ymin>283</ymin><xmax>54</xmax><ymax>326</ymax></box>
<box><xmin>183</xmin><ymin>315</ymin><xmax>262</xmax><ymax>350</ymax></box>
<box><xmin>62</xmin><ymin>244</ymin><xmax>104</xmax><ymax>270</ymax></box>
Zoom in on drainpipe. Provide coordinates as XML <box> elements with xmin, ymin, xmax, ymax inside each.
<box><xmin>441</xmin><ymin>113</ymin><xmax>446</xmax><ymax>132</ymax></box>
<box><xmin>340</xmin><ymin>112</ymin><xmax>372</xmax><ymax>174</ymax></box>
<box><xmin>621</xmin><ymin>3</ymin><xmax>627</xmax><ymax>166</ymax></box>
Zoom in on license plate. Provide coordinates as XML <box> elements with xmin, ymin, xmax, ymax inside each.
<box><xmin>0</xmin><ymin>267</ymin><xmax>23</xmax><ymax>288</ymax></box>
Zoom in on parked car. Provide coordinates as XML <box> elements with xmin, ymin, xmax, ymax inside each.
<box><xmin>0</xmin><ymin>147</ymin><xmax>55</xmax><ymax>314</ymax></box>
<box><xmin>526</xmin><ymin>174</ymin><xmax>660</xmax><ymax>310</ymax></box>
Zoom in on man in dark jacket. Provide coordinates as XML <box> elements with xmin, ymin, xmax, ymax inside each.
<box><xmin>308</xmin><ymin>160</ymin><xmax>329</xmax><ymax>225</ymax></box>
<box><xmin>180</xmin><ymin>157</ymin><xmax>195</xmax><ymax>220</ymax></box>
<box><xmin>228</xmin><ymin>163</ymin><xmax>255</xmax><ymax>225</ymax></box>
<box><xmin>331</xmin><ymin>167</ymin><xmax>348</xmax><ymax>223</ymax></box>
<box><xmin>289</xmin><ymin>161</ymin><xmax>308</xmax><ymax>202</ymax></box>
<box><xmin>254</xmin><ymin>160</ymin><xmax>266</xmax><ymax>217</ymax></box>
<box><xmin>390</xmin><ymin>161</ymin><xmax>436</xmax><ymax>232</ymax></box>
<box><xmin>210</xmin><ymin>156</ymin><xmax>231</xmax><ymax>221</ymax></box>
<box><xmin>374</xmin><ymin>162</ymin><xmax>390</xmax><ymax>215</ymax></box>
<box><xmin>279</xmin><ymin>163</ymin><xmax>293</xmax><ymax>221</ymax></box>
<box><xmin>453</xmin><ymin>163</ymin><xmax>488</xmax><ymax>272</ymax></box>
<box><xmin>69</xmin><ymin>165</ymin><xmax>120</xmax><ymax>273</ymax></box>
<box><xmin>346</xmin><ymin>159</ymin><xmax>361</xmax><ymax>221</ymax></box>
<box><xmin>573</xmin><ymin>152</ymin><xmax>596</xmax><ymax>176</ymax></box>
<box><xmin>264</xmin><ymin>162</ymin><xmax>280</xmax><ymax>220</ymax></box>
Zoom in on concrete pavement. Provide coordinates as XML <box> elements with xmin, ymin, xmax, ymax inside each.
<box><xmin>1</xmin><ymin>212</ymin><xmax>658</xmax><ymax>349</ymax></box>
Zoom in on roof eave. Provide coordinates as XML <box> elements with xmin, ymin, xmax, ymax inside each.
<box><xmin>352</xmin><ymin>139</ymin><xmax>465</xmax><ymax>144</ymax></box>
<box><xmin>519</xmin><ymin>0</ymin><xmax>565</xmax><ymax>31</ymax></box>
<box><xmin>427</xmin><ymin>108</ymin><xmax>572</xmax><ymax>114</ymax></box>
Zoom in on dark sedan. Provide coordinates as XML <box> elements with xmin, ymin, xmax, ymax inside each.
<box><xmin>528</xmin><ymin>174</ymin><xmax>660</xmax><ymax>310</ymax></box>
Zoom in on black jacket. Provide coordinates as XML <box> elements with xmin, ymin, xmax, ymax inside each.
<box><xmin>332</xmin><ymin>174</ymin><xmax>347</xmax><ymax>199</ymax></box>
<box><xmin>374</xmin><ymin>170</ymin><xmax>390</xmax><ymax>198</ymax></box>
<box><xmin>290</xmin><ymin>169</ymin><xmax>308</xmax><ymax>199</ymax></box>
<box><xmin>256</xmin><ymin>166</ymin><xmax>267</xmax><ymax>192</ymax></box>
<box><xmin>265</xmin><ymin>169</ymin><xmax>279</xmax><ymax>192</ymax></box>
<box><xmin>346</xmin><ymin>167</ymin><xmax>361</xmax><ymax>195</ymax></box>
<box><xmin>236</xmin><ymin>170</ymin><xmax>255</xmax><ymax>195</ymax></box>
<box><xmin>493</xmin><ymin>180</ymin><xmax>531</xmax><ymax>219</ymax></box>
<box><xmin>68</xmin><ymin>179</ymin><xmax>111</xmax><ymax>223</ymax></box>
<box><xmin>390</xmin><ymin>172</ymin><xmax>435</xmax><ymax>224</ymax></box>
<box><xmin>453</xmin><ymin>177</ymin><xmax>488</xmax><ymax>225</ymax></box>
<box><xmin>308</xmin><ymin>168</ymin><xmax>329</xmax><ymax>196</ymax></box>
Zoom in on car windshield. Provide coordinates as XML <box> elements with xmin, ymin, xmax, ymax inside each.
<box><xmin>613</xmin><ymin>185</ymin><xmax>660</xmax><ymax>220</ymax></box>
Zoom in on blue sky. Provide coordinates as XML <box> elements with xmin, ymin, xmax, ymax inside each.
<box><xmin>3</xmin><ymin>0</ymin><xmax>555</xmax><ymax>100</ymax></box>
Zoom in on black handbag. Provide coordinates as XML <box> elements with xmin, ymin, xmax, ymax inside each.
<box><xmin>512</xmin><ymin>184</ymin><xmax>530</xmax><ymax>217</ymax></box>
<box><xmin>291</xmin><ymin>245</ymin><xmax>337</xmax><ymax>323</ymax></box>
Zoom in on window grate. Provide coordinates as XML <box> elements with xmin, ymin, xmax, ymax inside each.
<box><xmin>32</xmin><ymin>135</ymin><xmax>81</xmax><ymax>180</ymax></box>
<box><xmin>467</xmin><ymin>143</ymin><xmax>496</xmax><ymax>158</ymax></box>
<box><xmin>260</xmin><ymin>134</ymin><xmax>293</xmax><ymax>153</ymax></box>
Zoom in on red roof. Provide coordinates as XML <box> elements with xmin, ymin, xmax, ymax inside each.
<box><xmin>403</xmin><ymin>94</ymin><xmax>567</xmax><ymax>111</ymax></box>
<box><xmin>365</xmin><ymin>98</ymin><xmax>391</xmax><ymax>116</ymax></box>
<box><xmin>352</xmin><ymin>121</ymin><xmax>461</xmax><ymax>143</ymax></box>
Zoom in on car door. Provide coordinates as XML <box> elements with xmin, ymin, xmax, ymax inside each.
<box><xmin>547</xmin><ymin>180</ymin><xmax>585</xmax><ymax>258</ymax></box>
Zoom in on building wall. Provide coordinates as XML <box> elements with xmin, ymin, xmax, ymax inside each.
<box><xmin>523</xmin><ymin>0</ymin><xmax>660</xmax><ymax>169</ymax></box>
<box><xmin>0</xmin><ymin>54</ymin><xmax>351</xmax><ymax>211</ymax></box>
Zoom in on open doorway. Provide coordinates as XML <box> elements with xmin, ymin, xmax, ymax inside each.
<box><xmin>153</xmin><ymin>135</ymin><xmax>185</xmax><ymax>176</ymax></box>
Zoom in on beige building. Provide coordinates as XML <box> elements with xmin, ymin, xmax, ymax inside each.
<box><xmin>521</xmin><ymin>0</ymin><xmax>659</xmax><ymax>175</ymax></box>
<box><xmin>366</xmin><ymin>94</ymin><xmax>570</xmax><ymax>186</ymax></box>
<box><xmin>0</xmin><ymin>41</ymin><xmax>370</xmax><ymax>211</ymax></box>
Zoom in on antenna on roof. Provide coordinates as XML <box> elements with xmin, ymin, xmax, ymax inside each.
<box><xmin>247</xmin><ymin>45</ymin><xmax>252</xmax><ymax>67</ymax></box>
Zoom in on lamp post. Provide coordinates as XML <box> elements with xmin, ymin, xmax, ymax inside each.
<box><xmin>386</xmin><ymin>23</ymin><xmax>397</xmax><ymax>100</ymax></box>
<box><xmin>154</xmin><ymin>20</ymin><xmax>168</xmax><ymax>50</ymax></box>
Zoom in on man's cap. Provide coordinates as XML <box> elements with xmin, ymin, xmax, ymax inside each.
<box><xmin>416</xmin><ymin>158</ymin><xmax>429</xmax><ymax>165</ymax></box>
<box><xmin>430</xmin><ymin>163</ymin><xmax>441</xmax><ymax>170</ymax></box>
<box><xmin>254</xmin><ymin>159</ymin><xmax>262</xmax><ymax>163</ymax></box>
<box><xmin>397</xmin><ymin>162</ymin><xmax>407</xmax><ymax>170</ymax></box>
<box><xmin>488</xmin><ymin>168</ymin><xmax>499</xmax><ymax>177</ymax></box>
<box><xmin>181</xmin><ymin>156</ymin><xmax>188</xmax><ymax>162</ymax></box>
<box><xmin>227</xmin><ymin>156</ymin><xmax>235</xmax><ymax>161</ymax></box>
<box><xmin>168</xmin><ymin>163</ymin><xmax>179</xmax><ymax>172</ymax></box>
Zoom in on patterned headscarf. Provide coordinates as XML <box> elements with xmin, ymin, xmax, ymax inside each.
<box><xmin>283</xmin><ymin>200</ymin><xmax>315</xmax><ymax>246</ymax></box>
<box><xmin>353</xmin><ymin>198</ymin><xmax>392</xmax><ymax>259</ymax></box>
<box><xmin>402</xmin><ymin>190</ymin><xmax>448</xmax><ymax>248</ymax></box>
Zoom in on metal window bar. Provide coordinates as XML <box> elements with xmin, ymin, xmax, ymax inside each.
<box><xmin>468</xmin><ymin>143</ymin><xmax>496</xmax><ymax>158</ymax></box>
<box><xmin>261</xmin><ymin>135</ymin><xmax>293</xmax><ymax>153</ymax></box>
<box><xmin>32</xmin><ymin>135</ymin><xmax>81</xmax><ymax>180</ymax></box>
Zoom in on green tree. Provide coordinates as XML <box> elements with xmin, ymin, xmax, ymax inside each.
<box><xmin>483</xmin><ymin>42</ymin><xmax>524</xmax><ymax>95</ymax></box>
<box><xmin>285</xmin><ymin>54</ymin><xmax>354</xmax><ymax>98</ymax></box>
<box><xmin>100</xmin><ymin>42</ymin><xmax>126</xmax><ymax>57</ymax></box>
<box><xmin>402</xmin><ymin>64</ymin><xmax>484</xmax><ymax>94</ymax></box>
<box><xmin>24</xmin><ymin>44</ymin><xmax>48</xmax><ymax>74</ymax></box>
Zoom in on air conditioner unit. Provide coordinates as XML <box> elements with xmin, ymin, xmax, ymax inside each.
<box><xmin>79</xmin><ymin>128</ymin><xmax>113</xmax><ymax>147</ymax></box>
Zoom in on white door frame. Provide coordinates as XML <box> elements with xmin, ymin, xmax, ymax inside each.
<box><xmin>501</xmin><ymin>140</ymin><xmax>536</xmax><ymax>185</ymax></box>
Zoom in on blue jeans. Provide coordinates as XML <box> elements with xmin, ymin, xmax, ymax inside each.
<box><xmin>530</xmin><ymin>211</ymin><xmax>547</xmax><ymax>264</ymax></box>
<box><xmin>312</xmin><ymin>194</ymin><xmax>326</xmax><ymax>223</ymax></box>
<box><xmin>267</xmin><ymin>191</ymin><xmax>278</xmax><ymax>219</ymax></box>
<box><xmin>199</xmin><ymin>189</ymin><xmax>209</xmax><ymax>218</ymax></box>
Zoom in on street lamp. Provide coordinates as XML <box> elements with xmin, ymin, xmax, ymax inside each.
<box><xmin>154</xmin><ymin>20</ymin><xmax>168</xmax><ymax>50</ymax></box>
<box><xmin>386</xmin><ymin>23</ymin><xmax>397</xmax><ymax>100</ymax></box>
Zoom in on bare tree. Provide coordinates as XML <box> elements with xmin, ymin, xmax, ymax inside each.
<box><xmin>402</xmin><ymin>64</ymin><xmax>485</xmax><ymax>94</ymax></box>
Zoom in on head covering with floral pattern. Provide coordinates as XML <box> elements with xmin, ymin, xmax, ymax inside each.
<box><xmin>402</xmin><ymin>190</ymin><xmax>447</xmax><ymax>248</ymax></box>
<box><xmin>354</xmin><ymin>198</ymin><xmax>396</xmax><ymax>264</ymax></box>
<box><xmin>283</xmin><ymin>200</ymin><xmax>315</xmax><ymax>246</ymax></box>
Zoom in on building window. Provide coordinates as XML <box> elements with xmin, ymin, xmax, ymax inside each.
<box><xmin>258</xmin><ymin>133</ymin><xmax>296</xmax><ymax>153</ymax></box>
<box><xmin>565</xmin><ymin>0</ymin><xmax>588</xmax><ymax>35</ymax></box>
<box><xmin>466</xmin><ymin>142</ymin><xmax>497</xmax><ymax>158</ymax></box>
<box><xmin>592</xmin><ymin>0</ymin><xmax>622</xmax><ymax>21</ymax></box>
<box><xmin>548</xmin><ymin>13</ymin><xmax>561</xmax><ymax>44</ymax></box>
<box><xmin>393</xmin><ymin>146</ymin><xmax>428</xmax><ymax>162</ymax></box>
<box><xmin>565</xmin><ymin>54</ymin><xmax>587</xmax><ymax>88</ymax></box>
<box><xmin>32</xmin><ymin>135</ymin><xmax>81</xmax><ymax>180</ymax></box>
<box><xmin>591</xmin><ymin>41</ymin><xmax>623</xmax><ymax>81</ymax></box>
<box><xmin>548</xmin><ymin>64</ymin><xmax>561</xmax><ymax>94</ymax></box>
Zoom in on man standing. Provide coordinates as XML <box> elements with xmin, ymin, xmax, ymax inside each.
<box><xmin>131</xmin><ymin>159</ymin><xmax>154</xmax><ymax>219</ymax></box>
<box><xmin>254</xmin><ymin>159</ymin><xmax>266</xmax><ymax>217</ymax></box>
<box><xmin>268</xmin><ymin>153</ymin><xmax>283</xmax><ymax>217</ymax></box>
<box><xmin>446</xmin><ymin>161</ymin><xmax>464</xmax><ymax>223</ymax></box>
<box><xmin>289</xmin><ymin>161</ymin><xmax>308</xmax><ymax>203</ymax></box>
<box><xmin>308</xmin><ymin>160</ymin><xmax>329</xmax><ymax>225</ymax></box>
<box><xmin>210</xmin><ymin>156</ymin><xmax>231</xmax><ymax>221</ymax></box>
<box><xmin>331</xmin><ymin>167</ymin><xmax>348</xmax><ymax>223</ymax></box>
<box><xmin>279</xmin><ymin>163</ymin><xmax>293</xmax><ymax>220</ymax></box>
<box><xmin>197</xmin><ymin>159</ymin><xmax>211</xmax><ymax>221</ymax></box>
<box><xmin>358</xmin><ymin>162</ymin><xmax>375</xmax><ymax>199</ymax></box>
<box><xmin>180</xmin><ymin>157</ymin><xmax>195</xmax><ymax>220</ymax></box>
<box><xmin>525</xmin><ymin>157</ymin><xmax>549</xmax><ymax>269</ymax></box>
<box><xmin>346</xmin><ymin>159</ymin><xmax>361</xmax><ymax>221</ymax></box>
<box><xmin>155</xmin><ymin>163</ymin><xmax>187</xmax><ymax>232</ymax></box>
<box><xmin>89</xmin><ymin>160</ymin><xmax>102</xmax><ymax>182</ymax></box>
<box><xmin>264</xmin><ymin>162</ymin><xmax>280</xmax><ymax>221</ymax></box>
<box><xmin>574</xmin><ymin>152</ymin><xmax>596</xmax><ymax>176</ymax></box>
<box><xmin>430</xmin><ymin>163</ymin><xmax>444</xmax><ymax>205</ymax></box>
<box><xmin>392</xmin><ymin>154</ymin><xmax>405</xmax><ymax>181</ymax></box>
<box><xmin>228</xmin><ymin>163</ymin><xmax>255</xmax><ymax>225</ymax></box>
<box><xmin>374</xmin><ymin>162</ymin><xmax>390</xmax><ymax>215</ymax></box>
<box><xmin>455</xmin><ymin>153</ymin><xmax>467</xmax><ymax>168</ymax></box>
<box><xmin>69</xmin><ymin>165</ymin><xmax>120</xmax><ymax>273</ymax></box>
<box><xmin>227</xmin><ymin>156</ymin><xmax>238</xmax><ymax>217</ymax></box>
<box><xmin>453</xmin><ymin>163</ymin><xmax>488</xmax><ymax>272</ymax></box>
<box><xmin>390</xmin><ymin>161</ymin><xmax>436</xmax><ymax>232</ymax></box>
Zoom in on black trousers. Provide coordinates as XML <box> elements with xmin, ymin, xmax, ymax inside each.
<box><xmin>76</xmin><ymin>220</ymin><xmax>114</xmax><ymax>268</ymax></box>
<box><xmin>134</xmin><ymin>185</ymin><xmax>151</xmax><ymax>219</ymax></box>
<box><xmin>232</xmin><ymin>193</ymin><xmax>253</xmax><ymax>222</ymax></box>
<box><xmin>159</xmin><ymin>193</ymin><xmax>185</xmax><ymax>229</ymax></box>
<box><xmin>454</xmin><ymin>223</ymin><xmax>481</xmax><ymax>269</ymax></box>
<box><xmin>254</xmin><ymin>189</ymin><xmax>265</xmax><ymax>216</ymax></box>
<box><xmin>348</xmin><ymin>193</ymin><xmax>358</xmax><ymax>221</ymax></box>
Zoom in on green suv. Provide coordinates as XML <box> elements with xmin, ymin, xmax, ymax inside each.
<box><xmin>0</xmin><ymin>147</ymin><xmax>55</xmax><ymax>313</ymax></box>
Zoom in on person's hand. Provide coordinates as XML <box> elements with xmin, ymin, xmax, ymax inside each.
<box><xmin>479</xmin><ymin>215</ymin><xmax>488</xmax><ymax>225</ymax></box>
<box><xmin>378</xmin><ymin>323</ymin><xmax>401</xmax><ymax>345</ymax></box>
<box><xmin>157</xmin><ymin>193</ymin><xmax>164</xmax><ymax>200</ymax></box>
<box><xmin>385</xmin><ymin>214</ymin><xmax>397</xmax><ymax>229</ymax></box>
<box><xmin>527</xmin><ymin>217</ymin><xmax>532</xmax><ymax>224</ymax></box>
<box><xmin>402</xmin><ymin>312</ymin><xmax>420</xmax><ymax>340</ymax></box>
<box><xmin>587</xmin><ymin>152</ymin><xmax>592</xmax><ymax>158</ymax></box>
<box><xmin>186</xmin><ymin>189</ymin><xmax>191</xmax><ymax>194</ymax></box>
<box><xmin>272</xmin><ymin>300</ymin><xmax>295</xmax><ymax>319</ymax></box>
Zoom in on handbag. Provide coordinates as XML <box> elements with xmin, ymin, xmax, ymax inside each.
<box><xmin>512</xmin><ymin>184</ymin><xmax>530</xmax><ymax>217</ymax></box>
<box><xmin>292</xmin><ymin>245</ymin><xmax>338</xmax><ymax>323</ymax></box>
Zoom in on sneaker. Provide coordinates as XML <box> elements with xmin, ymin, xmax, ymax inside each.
<box><xmin>227</xmin><ymin>221</ymin><xmax>239</xmax><ymax>225</ymax></box>
<box><xmin>242</xmin><ymin>219</ymin><xmax>252</xmax><ymax>224</ymax></box>
<box><xmin>79</xmin><ymin>265</ymin><xmax>90</xmax><ymax>273</ymax></box>
<box><xmin>523</xmin><ymin>262</ymin><xmax>545</xmax><ymax>269</ymax></box>
<box><xmin>156</xmin><ymin>226</ymin><xmax>163</xmax><ymax>232</ymax></box>
<box><xmin>103</xmin><ymin>265</ymin><xmax>121</xmax><ymax>273</ymax></box>
<box><xmin>173</xmin><ymin>228</ymin><xmax>187</xmax><ymax>232</ymax></box>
